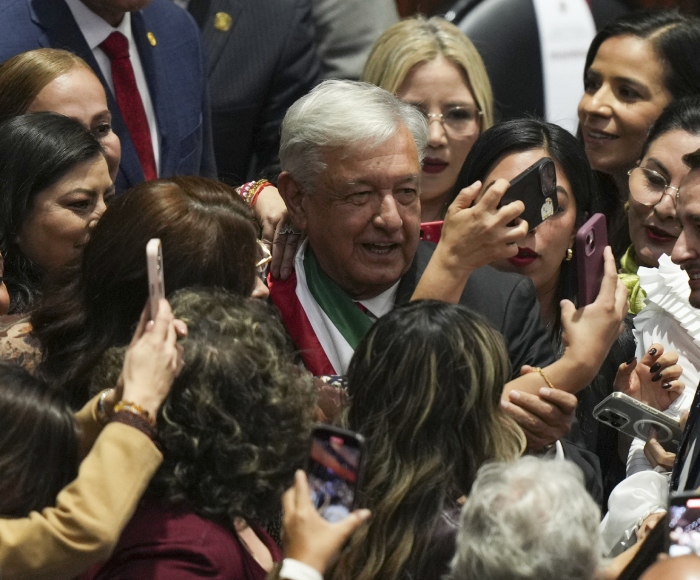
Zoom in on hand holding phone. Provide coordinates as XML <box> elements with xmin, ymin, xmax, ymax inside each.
<box><xmin>305</xmin><ymin>425</ymin><xmax>364</xmax><ymax>522</ymax></box>
<box><xmin>593</xmin><ymin>392</ymin><xmax>683</xmax><ymax>452</ymax></box>
<box><xmin>146</xmin><ymin>238</ymin><xmax>165</xmax><ymax>321</ymax></box>
<box><xmin>576</xmin><ymin>213</ymin><xmax>607</xmax><ymax>307</ymax></box>
<box><xmin>498</xmin><ymin>157</ymin><xmax>559</xmax><ymax>231</ymax></box>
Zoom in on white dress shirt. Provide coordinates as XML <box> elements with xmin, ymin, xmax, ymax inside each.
<box><xmin>64</xmin><ymin>0</ymin><xmax>160</xmax><ymax>174</ymax></box>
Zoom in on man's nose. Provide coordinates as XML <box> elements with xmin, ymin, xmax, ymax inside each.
<box><xmin>373</xmin><ymin>194</ymin><xmax>403</xmax><ymax>231</ymax></box>
<box><xmin>672</xmin><ymin>229</ymin><xmax>693</xmax><ymax>265</ymax></box>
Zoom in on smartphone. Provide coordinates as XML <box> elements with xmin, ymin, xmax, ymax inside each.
<box><xmin>146</xmin><ymin>238</ymin><xmax>165</xmax><ymax>321</ymax></box>
<box><xmin>668</xmin><ymin>492</ymin><xmax>700</xmax><ymax>556</ymax></box>
<box><xmin>420</xmin><ymin>221</ymin><xmax>444</xmax><ymax>242</ymax></box>
<box><xmin>593</xmin><ymin>392</ymin><xmax>683</xmax><ymax>452</ymax></box>
<box><xmin>498</xmin><ymin>157</ymin><xmax>558</xmax><ymax>231</ymax></box>
<box><xmin>576</xmin><ymin>213</ymin><xmax>608</xmax><ymax>307</ymax></box>
<box><xmin>305</xmin><ymin>424</ymin><xmax>365</xmax><ymax>522</ymax></box>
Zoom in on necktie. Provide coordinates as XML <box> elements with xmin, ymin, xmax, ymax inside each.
<box><xmin>100</xmin><ymin>31</ymin><xmax>157</xmax><ymax>180</ymax></box>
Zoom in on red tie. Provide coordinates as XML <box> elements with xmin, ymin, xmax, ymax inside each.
<box><xmin>100</xmin><ymin>31</ymin><xmax>157</xmax><ymax>180</ymax></box>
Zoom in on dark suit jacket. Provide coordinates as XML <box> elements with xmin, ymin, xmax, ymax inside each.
<box><xmin>187</xmin><ymin>0</ymin><xmax>322</xmax><ymax>183</ymax></box>
<box><xmin>0</xmin><ymin>0</ymin><xmax>217</xmax><ymax>193</ymax></box>
<box><xmin>397</xmin><ymin>242</ymin><xmax>555</xmax><ymax>378</ymax></box>
<box><xmin>445</xmin><ymin>0</ymin><xmax>628</xmax><ymax>121</ymax></box>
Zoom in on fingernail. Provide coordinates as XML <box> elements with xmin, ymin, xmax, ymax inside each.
<box><xmin>648</xmin><ymin>347</ymin><xmax>658</xmax><ymax>356</ymax></box>
<box><xmin>663</xmin><ymin>382</ymin><xmax>672</xmax><ymax>390</ymax></box>
<box><xmin>626</xmin><ymin>356</ymin><xmax>636</xmax><ymax>365</ymax></box>
<box><xmin>650</xmin><ymin>362</ymin><xmax>661</xmax><ymax>373</ymax></box>
<box><xmin>509</xmin><ymin>390</ymin><xmax>520</xmax><ymax>401</ymax></box>
<box><xmin>652</xmin><ymin>373</ymin><xmax>662</xmax><ymax>382</ymax></box>
<box><xmin>540</xmin><ymin>387</ymin><xmax>551</xmax><ymax>397</ymax></box>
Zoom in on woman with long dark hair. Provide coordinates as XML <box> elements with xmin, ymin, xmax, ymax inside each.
<box><xmin>328</xmin><ymin>300</ymin><xmax>524</xmax><ymax>580</ymax></box>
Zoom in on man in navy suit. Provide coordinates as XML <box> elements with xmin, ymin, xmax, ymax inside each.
<box><xmin>0</xmin><ymin>0</ymin><xmax>217</xmax><ymax>193</ymax></box>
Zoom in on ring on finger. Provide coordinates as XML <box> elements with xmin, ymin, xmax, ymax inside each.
<box><xmin>277</xmin><ymin>223</ymin><xmax>302</xmax><ymax>236</ymax></box>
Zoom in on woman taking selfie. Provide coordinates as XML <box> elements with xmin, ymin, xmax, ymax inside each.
<box><xmin>361</xmin><ymin>16</ymin><xmax>493</xmax><ymax>222</ymax></box>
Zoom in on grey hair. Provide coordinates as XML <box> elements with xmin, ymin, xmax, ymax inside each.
<box><xmin>279</xmin><ymin>79</ymin><xmax>428</xmax><ymax>193</ymax></box>
<box><xmin>451</xmin><ymin>457</ymin><xmax>601</xmax><ymax>580</ymax></box>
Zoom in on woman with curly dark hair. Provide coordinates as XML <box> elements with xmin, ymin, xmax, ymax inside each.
<box><xmin>84</xmin><ymin>288</ymin><xmax>317</xmax><ymax>580</ymax></box>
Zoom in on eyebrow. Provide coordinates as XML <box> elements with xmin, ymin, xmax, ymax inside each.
<box><xmin>345</xmin><ymin>175</ymin><xmax>420</xmax><ymax>187</ymax></box>
<box><xmin>556</xmin><ymin>185</ymin><xmax>570</xmax><ymax>198</ymax></box>
<box><xmin>644</xmin><ymin>157</ymin><xmax>670</xmax><ymax>176</ymax></box>
<box><xmin>586</xmin><ymin>69</ymin><xmax>650</xmax><ymax>92</ymax></box>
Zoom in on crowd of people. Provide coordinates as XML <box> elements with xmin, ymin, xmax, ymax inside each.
<box><xmin>3</xmin><ymin>1</ymin><xmax>700</xmax><ymax>579</ymax></box>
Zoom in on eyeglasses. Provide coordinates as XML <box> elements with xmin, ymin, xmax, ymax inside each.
<box><xmin>256</xmin><ymin>239</ymin><xmax>272</xmax><ymax>278</ymax></box>
<box><xmin>627</xmin><ymin>166</ymin><xmax>680</xmax><ymax>207</ymax></box>
<box><xmin>410</xmin><ymin>105</ymin><xmax>482</xmax><ymax>138</ymax></box>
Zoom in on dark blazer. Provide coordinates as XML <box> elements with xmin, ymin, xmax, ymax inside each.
<box><xmin>187</xmin><ymin>0</ymin><xmax>322</xmax><ymax>183</ymax></box>
<box><xmin>444</xmin><ymin>0</ymin><xmax>629</xmax><ymax>121</ymax></box>
<box><xmin>0</xmin><ymin>0</ymin><xmax>217</xmax><ymax>193</ymax></box>
<box><xmin>397</xmin><ymin>242</ymin><xmax>555</xmax><ymax>378</ymax></box>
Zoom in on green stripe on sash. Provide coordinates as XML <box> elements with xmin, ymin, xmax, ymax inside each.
<box><xmin>304</xmin><ymin>248</ymin><xmax>373</xmax><ymax>349</ymax></box>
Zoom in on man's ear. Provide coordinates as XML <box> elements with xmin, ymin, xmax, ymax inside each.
<box><xmin>278</xmin><ymin>171</ymin><xmax>308</xmax><ymax>232</ymax></box>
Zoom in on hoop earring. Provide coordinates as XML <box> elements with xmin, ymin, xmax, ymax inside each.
<box><xmin>565</xmin><ymin>248</ymin><xmax>573</xmax><ymax>261</ymax></box>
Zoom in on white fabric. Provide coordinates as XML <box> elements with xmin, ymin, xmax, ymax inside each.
<box><xmin>532</xmin><ymin>0</ymin><xmax>596</xmax><ymax>134</ymax></box>
<box><xmin>279</xmin><ymin>559</ymin><xmax>324</xmax><ymax>580</ymax></box>
<box><xmin>599</xmin><ymin>470</ymin><xmax>669</xmax><ymax>557</ymax></box>
<box><xmin>627</xmin><ymin>255</ymin><xmax>700</xmax><ymax>476</ymax></box>
<box><xmin>294</xmin><ymin>240</ymin><xmax>398</xmax><ymax>374</ymax></box>
<box><xmin>64</xmin><ymin>0</ymin><xmax>161</xmax><ymax>174</ymax></box>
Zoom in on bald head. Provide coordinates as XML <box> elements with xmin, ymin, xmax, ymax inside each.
<box><xmin>641</xmin><ymin>556</ymin><xmax>700</xmax><ymax>580</ymax></box>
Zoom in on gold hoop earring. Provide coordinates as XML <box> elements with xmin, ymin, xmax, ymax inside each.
<box><xmin>565</xmin><ymin>248</ymin><xmax>573</xmax><ymax>261</ymax></box>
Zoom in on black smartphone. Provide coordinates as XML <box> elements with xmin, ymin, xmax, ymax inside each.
<box><xmin>305</xmin><ymin>424</ymin><xmax>365</xmax><ymax>522</ymax></box>
<box><xmin>498</xmin><ymin>157</ymin><xmax>559</xmax><ymax>231</ymax></box>
<box><xmin>668</xmin><ymin>491</ymin><xmax>700</xmax><ymax>556</ymax></box>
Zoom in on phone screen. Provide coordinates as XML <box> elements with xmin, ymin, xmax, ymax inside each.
<box><xmin>307</xmin><ymin>430</ymin><xmax>362</xmax><ymax>523</ymax></box>
<box><xmin>669</xmin><ymin>496</ymin><xmax>700</xmax><ymax>556</ymax></box>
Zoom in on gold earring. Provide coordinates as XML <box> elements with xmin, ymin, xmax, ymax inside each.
<box><xmin>565</xmin><ymin>248</ymin><xmax>573</xmax><ymax>261</ymax></box>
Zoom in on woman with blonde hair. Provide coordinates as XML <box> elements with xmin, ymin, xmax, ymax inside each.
<box><xmin>328</xmin><ymin>300</ymin><xmax>524</xmax><ymax>580</ymax></box>
<box><xmin>362</xmin><ymin>16</ymin><xmax>493</xmax><ymax>222</ymax></box>
<box><xmin>0</xmin><ymin>48</ymin><xmax>121</xmax><ymax>181</ymax></box>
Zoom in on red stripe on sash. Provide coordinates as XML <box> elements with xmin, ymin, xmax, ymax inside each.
<box><xmin>268</xmin><ymin>272</ymin><xmax>337</xmax><ymax>376</ymax></box>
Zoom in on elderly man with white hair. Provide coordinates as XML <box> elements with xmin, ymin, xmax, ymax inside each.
<box><xmin>270</xmin><ymin>80</ymin><xmax>628</xmax><ymax>450</ymax></box>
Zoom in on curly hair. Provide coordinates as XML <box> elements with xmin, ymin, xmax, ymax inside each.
<box><xmin>329</xmin><ymin>300</ymin><xmax>525</xmax><ymax>580</ymax></box>
<box><xmin>92</xmin><ymin>288</ymin><xmax>316</xmax><ymax>524</ymax></box>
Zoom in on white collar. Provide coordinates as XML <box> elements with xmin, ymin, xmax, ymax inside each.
<box><xmin>64</xmin><ymin>0</ymin><xmax>133</xmax><ymax>51</ymax></box>
<box><xmin>297</xmin><ymin>239</ymin><xmax>400</xmax><ymax>319</ymax></box>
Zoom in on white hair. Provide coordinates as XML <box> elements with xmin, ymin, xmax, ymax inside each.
<box><xmin>279</xmin><ymin>79</ymin><xmax>428</xmax><ymax>193</ymax></box>
<box><xmin>451</xmin><ymin>457</ymin><xmax>601</xmax><ymax>580</ymax></box>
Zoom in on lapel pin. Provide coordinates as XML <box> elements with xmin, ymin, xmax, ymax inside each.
<box><xmin>147</xmin><ymin>32</ymin><xmax>157</xmax><ymax>46</ymax></box>
<box><xmin>214</xmin><ymin>11</ymin><xmax>233</xmax><ymax>32</ymax></box>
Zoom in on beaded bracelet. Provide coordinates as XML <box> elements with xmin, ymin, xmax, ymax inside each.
<box><xmin>249</xmin><ymin>179</ymin><xmax>273</xmax><ymax>206</ymax></box>
<box><xmin>113</xmin><ymin>400</ymin><xmax>155</xmax><ymax>425</ymax></box>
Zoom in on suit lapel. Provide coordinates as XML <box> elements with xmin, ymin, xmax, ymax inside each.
<box><xmin>194</xmin><ymin>0</ymin><xmax>242</xmax><ymax>74</ymax></box>
<box><xmin>29</xmin><ymin>0</ymin><xmax>144</xmax><ymax>191</ymax></box>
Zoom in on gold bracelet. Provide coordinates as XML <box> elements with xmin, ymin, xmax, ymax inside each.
<box><xmin>533</xmin><ymin>367</ymin><xmax>556</xmax><ymax>390</ymax></box>
<box><xmin>113</xmin><ymin>400</ymin><xmax>155</xmax><ymax>425</ymax></box>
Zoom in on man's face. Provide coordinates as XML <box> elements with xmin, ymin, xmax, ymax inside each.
<box><xmin>672</xmin><ymin>170</ymin><xmax>700</xmax><ymax>307</ymax></box>
<box><xmin>80</xmin><ymin>0</ymin><xmax>151</xmax><ymax>26</ymax></box>
<box><xmin>301</xmin><ymin>126</ymin><xmax>422</xmax><ymax>299</ymax></box>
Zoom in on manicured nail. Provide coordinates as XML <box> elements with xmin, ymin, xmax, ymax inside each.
<box><xmin>663</xmin><ymin>382</ymin><xmax>672</xmax><ymax>390</ymax></box>
<box><xmin>652</xmin><ymin>373</ymin><xmax>662</xmax><ymax>382</ymax></box>
<box><xmin>626</xmin><ymin>356</ymin><xmax>636</xmax><ymax>365</ymax></box>
<box><xmin>648</xmin><ymin>347</ymin><xmax>658</xmax><ymax>356</ymax></box>
<box><xmin>509</xmin><ymin>390</ymin><xmax>521</xmax><ymax>401</ymax></box>
<box><xmin>650</xmin><ymin>362</ymin><xmax>661</xmax><ymax>373</ymax></box>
